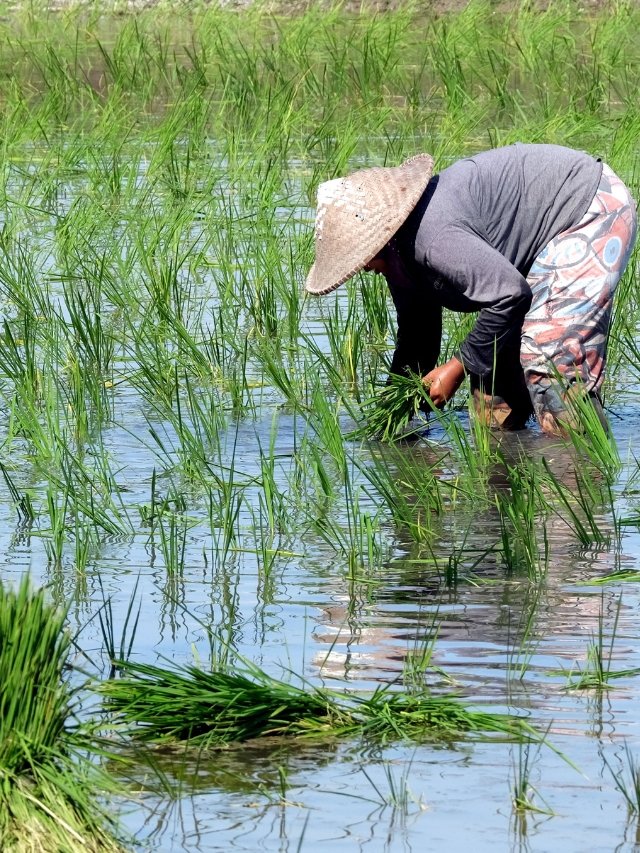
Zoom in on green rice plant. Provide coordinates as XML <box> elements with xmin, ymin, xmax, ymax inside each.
<box><xmin>307</xmin><ymin>466</ymin><xmax>384</xmax><ymax>576</ymax></box>
<box><xmin>506</xmin><ymin>584</ymin><xmax>544</xmax><ymax>685</ymax></box>
<box><xmin>349</xmin><ymin>372</ymin><xmax>431</xmax><ymax>442</ymax></box>
<box><xmin>496</xmin><ymin>455</ymin><xmax>549</xmax><ymax>580</ymax></box>
<box><xmin>258</xmin><ymin>339</ymin><xmax>307</xmax><ymax>413</ymax></box>
<box><xmin>0</xmin><ymin>316</ymin><xmax>42</xmax><ymax>404</ymax></box>
<box><xmin>306</xmin><ymin>439</ymin><xmax>338</xmax><ymax>504</ymax></box>
<box><xmin>355</xmin><ymin>444</ymin><xmax>443</xmax><ymax>543</ymax></box>
<box><xmin>428</xmin><ymin>408</ymin><xmax>492</xmax><ymax>503</ymax></box>
<box><xmin>247</xmin><ymin>502</ymin><xmax>280</xmax><ymax>581</ymax></box>
<box><xmin>42</xmin><ymin>481</ymin><xmax>69</xmax><ymax>567</ymax></box>
<box><xmin>562</xmin><ymin>384</ymin><xmax>620</xmax><ymax>482</ymax></box>
<box><xmin>142</xmin><ymin>368</ymin><xmax>227</xmax><ymax>486</ymax></box>
<box><xmin>97</xmin><ymin>576</ymin><xmax>142</xmax><ymax>677</ymax></box>
<box><xmin>99</xmin><ymin>655</ymin><xmax>539</xmax><ymax>747</ymax></box>
<box><xmin>360</xmin><ymin>273</ymin><xmax>392</xmax><ymax>345</ymax></box>
<box><xmin>324</xmin><ymin>291</ymin><xmax>367</xmax><ymax>389</ymax></box>
<box><xmin>41</xmin><ymin>444</ymin><xmax>134</xmax><ymax>540</ymax></box>
<box><xmin>580</xmin><ymin>570</ymin><xmax>640</xmax><ymax>585</ymax></box>
<box><xmin>541</xmin><ymin>458</ymin><xmax>609</xmax><ymax>546</ymax></box>
<box><xmin>157</xmin><ymin>511</ymin><xmax>188</xmax><ymax>577</ymax></box>
<box><xmin>0</xmin><ymin>575</ymin><xmax>127</xmax><ymax>852</ymax></box>
<box><xmin>603</xmin><ymin>743</ymin><xmax>640</xmax><ymax>815</ymax></box>
<box><xmin>73</xmin><ymin>516</ymin><xmax>95</xmax><ymax>574</ymax></box>
<box><xmin>359</xmin><ymin>755</ymin><xmax>425</xmax><ymax>815</ymax></box>
<box><xmin>403</xmin><ymin>608</ymin><xmax>449</xmax><ymax>691</ymax></box>
<box><xmin>247</xmin><ymin>270</ymin><xmax>281</xmax><ymax>341</ymax></box>
<box><xmin>429</xmin><ymin>525</ymin><xmax>496</xmax><ymax>587</ymax></box>
<box><xmin>306</xmin><ymin>378</ymin><xmax>348</xmax><ymax>476</ymax></box>
<box><xmin>511</xmin><ymin>738</ymin><xmax>553</xmax><ymax>815</ymax></box>
<box><xmin>0</xmin><ymin>462</ymin><xmax>35</xmax><ymax>524</ymax></box>
<box><xmin>61</xmin><ymin>281</ymin><xmax>115</xmax><ymax>376</ymax></box>
<box><xmin>206</xmin><ymin>435</ymin><xmax>247</xmax><ymax>569</ymax></box>
<box><xmin>560</xmin><ymin>596</ymin><xmax>640</xmax><ymax>690</ymax></box>
<box><xmin>257</xmin><ymin>449</ymin><xmax>291</xmax><ymax>538</ymax></box>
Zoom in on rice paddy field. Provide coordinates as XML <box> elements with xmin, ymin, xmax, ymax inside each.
<box><xmin>2</xmin><ymin>0</ymin><xmax>640</xmax><ymax>849</ymax></box>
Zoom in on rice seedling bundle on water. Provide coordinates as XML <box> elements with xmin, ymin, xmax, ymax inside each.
<box><xmin>99</xmin><ymin>656</ymin><xmax>538</xmax><ymax>746</ymax></box>
<box><xmin>0</xmin><ymin>576</ymin><xmax>126</xmax><ymax>853</ymax></box>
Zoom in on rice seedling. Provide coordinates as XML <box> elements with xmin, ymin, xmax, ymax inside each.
<box><xmin>506</xmin><ymin>584</ymin><xmax>544</xmax><ymax>686</ymax></box>
<box><xmin>349</xmin><ymin>372</ymin><xmax>432</xmax><ymax>442</ymax></box>
<box><xmin>99</xmin><ymin>655</ymin><xmax>539</xmax><ymax>747</ymax></box>
<box><xmin>541</xmin><ymin>459</ymin><xmax>610</xmax><ymax>546</ymax></box>
<box><xmin>307</xmin><ymin>464</ymin><xmax>385</xmax><ymax>576</ymax></box>
<box><xmin>0</xmin><ymin>575</ymin><xmax>127</xmax><ymax>852</ymax></box>
<box><xmin>433</xmin><ymin>525</ymin><xmax>496</xmax><ymax>587</ymax></box>
<box><xmin>157</xmin><ymin>511</ymin><xmax>188</xmax><ymax>577</ymax></box>
<box><xmin>97</xmin><ymin>576</ymin><xmax>141</xmax><ymax>677</ymax></box>
<box><xmin>359</xmin><ymin>754</ymin><xmax>426</xmax><ymax>816</ymax></box>
<box><xmin>496</xmin><ymin>455</ymin><xmax>549</xmax><ymax>580</ymax></box>
<box><xmin>602</xmin><ymin>743</ymin><xmax>640</xmax><ymax>814</ymax></box>
<box><xmin>403</xmin><ymin>607</ymin><xmax>451</xmax><ymax>690</ymax></box>
<box><xmin>42</xmin><ymin>481</ymin><xmax>69</xmax><ymax>567</ymax></box>
<box><xmin>307</xmin><ymin>378</ymin><xmax>348</xmax><ymax>476</ymax></box>
<box><xmin>563</xmin><ymin>391</ymin><xmax>620</xmax><ymax>483</ymax></box>
<box><xmin>510</xmin><ymin>738</ymin><xmax>553</xmax><ymax>815</ymax></box>
<box><xmin>0</xmin><ymin>462</ymin><xmax>35</xmax><ymax>524</ymax></box>
<box><xmin>324</xmin><ymin>290</ymin><xmax>367</xmax><ymax>389</ymax></box>
<box><xmin>559</xmin><ymin>596</ymin><xmax>640</xmax><ymax>690</ymax></box>
<box><xmin>581</xmin><ymin>569</ymin><xmax>640</xmax><ymax>585</ymax></box>
<box><xmin>431</xmin><ymin>408</ymin><xmax>493</xmax><ymax>502</ymax></box>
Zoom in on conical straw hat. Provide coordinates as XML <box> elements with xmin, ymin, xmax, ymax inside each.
<box><xmin>305</xmin><ymin>153</ymin><xmax>434</xmax><ymax>296</ymax></box>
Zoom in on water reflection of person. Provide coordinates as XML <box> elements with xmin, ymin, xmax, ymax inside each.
<box><xmin>311</xmin><ymin>436</ymin><xmax>621</xmax><ymax>687</ymax></box>
<box><xmin>305</xmin><ymin>144</ymin><xmax>637</xmax><ymax>436</ymax></box>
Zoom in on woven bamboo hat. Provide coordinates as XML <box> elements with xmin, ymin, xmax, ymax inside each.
<box><xmin>305</xmin><ymin>153</ymin><xmax>434</xmax><ymax>296</ymax></box>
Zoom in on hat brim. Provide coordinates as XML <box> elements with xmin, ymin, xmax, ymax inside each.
<box><xmin>305</xmin><ymin>154</ymin><xmax>434</xmax><ymax>296</ymax></box>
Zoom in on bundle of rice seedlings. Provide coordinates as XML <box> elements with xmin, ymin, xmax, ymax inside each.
<box><xmin>0</xmin><ymin>576</ymin><xmax>127</xmax><ymax>853</ymax></box>
<box><xmin>349</xmin><ymin>372</ymin><xmax>432</xmax><ymax>442</ymax></box>
<box><xmin>99</xmin><ymin>658</ymin><xmax>536</xmax><ymax>747</ymax></box>
<box><xmin>99</xmin><ymin>660</ymin><xmax>350</xmax><ymax>744</ymax></box>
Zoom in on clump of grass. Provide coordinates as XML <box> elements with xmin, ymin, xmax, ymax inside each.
<box><xmin>349</xmin><ymin>372</ymin><xmax>432</xmax><ymax>442</ymax></box>
<box><xmin>0</xmin><ymin>575</ymin><xmax>127</xmax><ymax>852</ymax></box>
<box><xmin>99</xmin><ymin>656</ymin><xmax>538</xmax><ymax>746</ymax></box>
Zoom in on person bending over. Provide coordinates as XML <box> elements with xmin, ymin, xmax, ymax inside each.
<box><xmin>305</xmin><ymin>143</ymin><xmax>637</xmax><ymax>435</ymax></box>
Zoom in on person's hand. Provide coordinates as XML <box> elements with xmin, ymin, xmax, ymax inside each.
<box><xmin>423</xmin><ymin>358</ymin><xmax>466</xmax><ymax>408</ymax></box>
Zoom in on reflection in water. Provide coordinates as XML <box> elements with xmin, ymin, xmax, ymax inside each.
<box><xmin>311</xmin><ymin>428</ymin><xmax>625</xmax><ymax>709</ymax></box>
<box><xmin>101</xmin><ymin>414</ymin><xmax>640</xmax><ymax>852</ymax></box>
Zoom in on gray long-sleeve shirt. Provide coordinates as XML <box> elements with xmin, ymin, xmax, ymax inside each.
<box><xmin>388</xmin><ymin>143</ymin><xmax>603</xmax><ymax>378</ymax></box>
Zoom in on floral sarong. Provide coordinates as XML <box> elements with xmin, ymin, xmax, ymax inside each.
<box><xmin>519</xmin><ymin>162</ymin><xmax>638</xmax><ymax>432</ymax></box>
<box><xmin>472</xmin><ymin>163</ymin><xmax>637</xmax><ymax>434</ymax></box>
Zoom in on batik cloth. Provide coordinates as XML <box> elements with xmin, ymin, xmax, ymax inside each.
<box><xmin>519</xmin><ymin>163</ymin><xmax>637</xmax><ymax>430</ymax></box>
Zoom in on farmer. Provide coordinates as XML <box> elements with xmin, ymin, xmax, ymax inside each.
<box><xmin>305</xmin><ymin>144</ymin><xmax>637</xmax><ymax>435</ymax></box>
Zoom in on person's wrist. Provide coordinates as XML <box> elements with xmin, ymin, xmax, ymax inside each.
<box><xmin>447</xmin><ymin>357</ymin><xmax>466</xmax><ymax>382</ymax></box>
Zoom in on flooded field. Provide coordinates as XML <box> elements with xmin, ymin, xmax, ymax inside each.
<box><xmin>0</xmin><ymin>2</ymin><xmax>640</xmax><ymax>851</ymax></box>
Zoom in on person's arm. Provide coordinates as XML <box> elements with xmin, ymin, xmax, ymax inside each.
<box><xmin>421</xmin><ymin>224</ymin><xmax>532</xmax><ymax>378</ymax></box>
<box><xmin>386</xmin><ymin>277</ymin><xmax>442</xmax><ymax>379</ymax></box>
